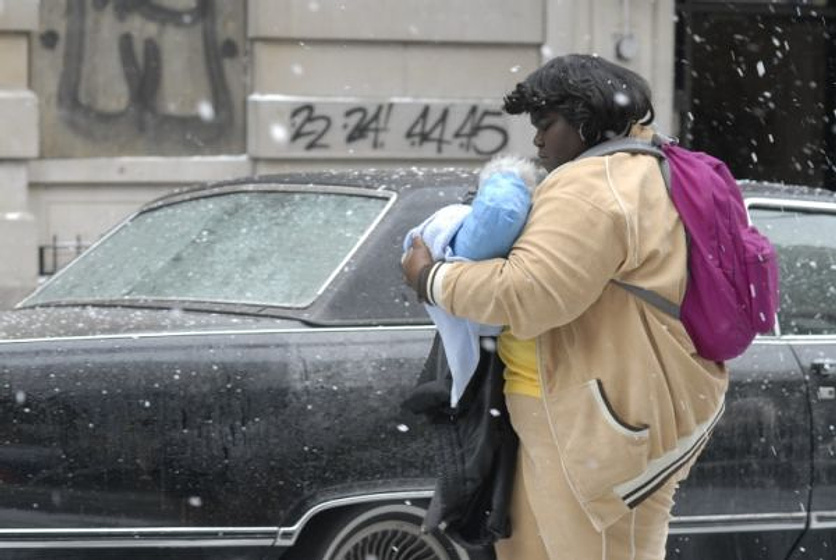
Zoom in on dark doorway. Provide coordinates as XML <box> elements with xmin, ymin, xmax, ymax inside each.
<box><xmin>675</xmin><ymin>1</ymin><xmax>836</xmax><ymax>189</ymax></box>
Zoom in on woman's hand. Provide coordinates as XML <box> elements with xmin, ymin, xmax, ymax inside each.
<box><xmin>401</xmin><ymin>235</ymin><xmax>434</xmax><ymax>296</ymax></box>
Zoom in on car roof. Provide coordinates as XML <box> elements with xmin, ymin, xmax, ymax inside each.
<box><xmin>141</xmin><ymin>168</ymin><xmax>481</xmax><ymax>211</ymax></box>
<box><xmin>740</xmin><ymin>180</ymin><xmax>836</xmax><ymax>203</ymax></box>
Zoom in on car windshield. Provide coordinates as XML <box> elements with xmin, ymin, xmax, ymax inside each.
<box><xmin>24</xmin><ymin>189</ymin><xmax>391</xmax><ymax>308</ymax></box>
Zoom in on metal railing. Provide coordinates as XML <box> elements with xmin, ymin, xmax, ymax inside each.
<box><xmin>38</xmin><ymin>235</ymin><xmax>90</xmax><ymax>277</ymax></box>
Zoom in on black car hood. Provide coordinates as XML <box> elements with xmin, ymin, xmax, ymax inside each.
<box><xmin>0</xmin><ymin>305</ymin><xmax>300</xmax><ymax>341</ymax></box>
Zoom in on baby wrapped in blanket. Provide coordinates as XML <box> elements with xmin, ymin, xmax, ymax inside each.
<box><xmin>403</xmin><ymin>155</ymin><xmax>542</xmax><ymax>406</ymax></box>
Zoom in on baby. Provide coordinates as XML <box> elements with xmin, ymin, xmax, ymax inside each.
<box><xmin>403</xmin><ymin>155</ymin><xmax>541</xmax><ymax>406</ymax></box>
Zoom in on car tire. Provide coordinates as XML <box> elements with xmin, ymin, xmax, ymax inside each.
<box><xmin>284</xmin><ymin>502</ymin><xmax>489</xmax><ymax>560</ymax></box>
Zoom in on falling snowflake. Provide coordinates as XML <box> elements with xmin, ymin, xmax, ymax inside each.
<box><xmin>613</xmin><ymin>91</ymin><xmax>630</xmax><ymax>107</ymax></box>
<box><xmin>196</xmin><ymin>100</ymin><xmax>215</xmax><ymax>121</ymax></box>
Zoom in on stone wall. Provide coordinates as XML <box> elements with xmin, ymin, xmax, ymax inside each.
<box><xmin>34</xmin><ymin>0</ymin><xmax>247</xmax><ymax>158</ymax></box>
<box><xmin>246</xmin><ymin>0</ymin><xmax>543</xmax><ymax>170</ymax></box>
<box><xmin>0</xmin><ymin>0</ymin><xmax>39</xmax><ymax>307</ymax></box>
<box><xmin>1</xmin><ymin>0</ymin><xmax>676</xmax><ymax>308</ymax></box>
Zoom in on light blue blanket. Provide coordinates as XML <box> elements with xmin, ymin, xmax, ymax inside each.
<box><xmin>403</xmin><ymin>155</ymin><xmax>539</xmax><ymax>406</ymax></box>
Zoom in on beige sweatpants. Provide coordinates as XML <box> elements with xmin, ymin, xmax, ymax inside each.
<box><xmin>495</xmin><ymin>394</ymin><xmax>687</xmax><ymax>560</ymax></box>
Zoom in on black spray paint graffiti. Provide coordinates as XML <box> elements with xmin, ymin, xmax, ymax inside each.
<box><xmin>290</xmin><ymin>103</ymin><xmax>510</xmax><ymax>156</ymax></box>
<box><xmin>50</xmin><ymin>0</ymin><xmax>235</xmax><ymax>145</ymax></box>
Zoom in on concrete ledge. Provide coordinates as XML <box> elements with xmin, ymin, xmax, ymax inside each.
<box><xmin>0</xmin><ymin>34</ymin><xmax>28</xmax><ymax>87</ymax></box>
<box><xmin>28</xmin><ymin>156</ymin><xmax>253</xmax><ymax>184</ymax></box>
<box><xmin>0</xmin><ymin>90</ymin><xmax>38</xmax><ymax>158</ymax></box>
<box><xmin>248</xmin><ymin>0</ymin><xmax>543</xmax><ymax>44</ymax></box>
<box><xmin>0</xmin><ymin>0</ymin><xmax>39</xmax><ymax>31</ymax></box>
<box><xmin>252</xmin><ymin>158</ymin><xmax>483</xmax><ymax>175</ymax></box>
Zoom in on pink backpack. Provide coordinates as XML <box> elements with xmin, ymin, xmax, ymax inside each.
<box><xmin>581</xmin><ymin>135</ymin><xmax>780</xmax><ymax>362</ymax></box>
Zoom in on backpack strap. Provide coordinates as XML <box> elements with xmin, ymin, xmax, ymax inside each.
<box><xmin>611</xmin><ymin>280</ymin><xmax>681</xmax><ymax>319</ymax></box>
<box><xmin>577</xmin><ymin>137</ymin><xmax>664</xmax><ymax>159</ymax></box>
<box><xmin>577</xmin><ymin>136</ymin><xmax>673</xmax><ymax>192</ymax></box>
<box><xmin>576</xmin><ymin>135</ymin><xmax>681</xmax><ymax>321</ymax></box>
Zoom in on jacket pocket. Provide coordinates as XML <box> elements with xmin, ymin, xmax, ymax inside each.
<box><xmin>547</xmin><ymin>379</ymin><xmax>650</xmax><ymax>504</ymax></box>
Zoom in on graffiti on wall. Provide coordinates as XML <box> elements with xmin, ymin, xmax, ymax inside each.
<box><xmin>254</xmin><ymin>98</ymin><xmax>524</xmax><ymax>159</ymax></box>
<box><xmin>289</xmin><ymin>102</ymin><xmax>509</xmax><ymax>156</ymax></box>
<box><xmin>34</xmin><ymin>0</ymin><xmax>245</xmax><ymax>157</ymax></box>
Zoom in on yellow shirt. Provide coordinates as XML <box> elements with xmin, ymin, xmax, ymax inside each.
<box><xmin>497</xmin><ymin>329</ymin><xmax>540</xmax><ymax>398</ymax></box>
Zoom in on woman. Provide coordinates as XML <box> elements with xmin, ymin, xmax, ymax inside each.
<box><xmin>402</xmin><ymin>54</ymin><xmax>728</xmax><ymax>560</ymax></box>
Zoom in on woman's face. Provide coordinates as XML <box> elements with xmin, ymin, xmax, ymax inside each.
<box><xmin>530</xmin><ymin>109</ymin><xmax>587</xmax><ymax>172</ymax></box>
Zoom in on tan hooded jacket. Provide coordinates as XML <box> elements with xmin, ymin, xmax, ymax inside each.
<box><xmin>424</xmin><ymin>128</ymin><xmax>729</xmax><ymax>531</ymax></box>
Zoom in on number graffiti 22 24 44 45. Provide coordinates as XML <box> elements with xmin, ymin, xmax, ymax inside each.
<box><xmin>288</xmin><ymin>103</ymin><xmax>510</xmax><ymax>157</ymax></box>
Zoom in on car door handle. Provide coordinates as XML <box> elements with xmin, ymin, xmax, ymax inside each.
<box><xmin>812</xmin><ymin>359</ymin><xmax>836</xmax><ymax>377</ymax></box>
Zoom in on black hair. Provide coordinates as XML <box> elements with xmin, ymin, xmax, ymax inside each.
<box><xmin>503</xmin><ymin>54</ymin><xmax>655</xmax><ymax>146</ymax></box>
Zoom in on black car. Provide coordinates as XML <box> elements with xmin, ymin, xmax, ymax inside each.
<box><xmin>0</xmin><ymin>170</ymin><xmax>834</xmax><ymax>560</ymax></box>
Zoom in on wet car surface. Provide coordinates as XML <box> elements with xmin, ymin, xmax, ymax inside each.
<box><xmin>0</xmin><ymin>169</ymin><xmax>835</xmax><ymax>560</ymax></box>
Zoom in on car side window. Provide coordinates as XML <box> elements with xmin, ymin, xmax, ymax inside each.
<box><xmin>319</xmin><ymin>184</ymin><xmax>470</xmax><ymax>323</ymax></box>
<box><xmin>749</xmin><ymin>204</ymin><xmax>836</xmax><ymax>336</ymax></box>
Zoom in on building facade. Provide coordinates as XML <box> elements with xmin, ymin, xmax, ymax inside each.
<box><xmin>0</xmin><ymin>0</ymin><xmax>676</xmax><ymax>308</ymax></box>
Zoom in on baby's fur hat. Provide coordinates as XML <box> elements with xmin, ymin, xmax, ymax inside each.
<box><xmin>479</xmin><ymin>154</ymin><xmax>544</xmax><ymax>192</ymax></box>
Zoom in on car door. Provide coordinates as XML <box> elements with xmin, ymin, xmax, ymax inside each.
<box><xmin>666</xmin><ymin>194</ymin><xmax>836</xmax><ymax>559</ymax></box>
<box><xmin>0</xmin><ymin>323</ymin><xmax>438</xmax><ymax>554</ymax></box>
<box><xmin>666</xmin><ymin>341</ymin><xmax>810</xmax><ymax>560</ymax></box>
<box><xmin>746</xmin><ymin>197</ymin><xmax>836</xmax><ymax>560</ymax></box>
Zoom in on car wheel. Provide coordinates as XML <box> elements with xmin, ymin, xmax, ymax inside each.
<box><xmin>286</xmin><ymin>502</ymin><xmax>482</xmax><ymax>560</ymax></box>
